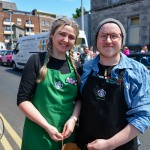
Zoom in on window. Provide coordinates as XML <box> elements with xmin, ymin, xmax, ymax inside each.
<box><xmin>26</xmin><ymin>20</ymin><xmax>32</xmax><ymax>24</ymax></box>
<box><xmin>5</xmin><ymin>35</ymin><xmax>11</xmax><ymax>40</ymax></box>
<box><xmin>42</xmin><ymin>30</ymin><xmax>49</xmax><ymax>32</ymax></box>
<box><xmin>41</xmin><ymin>20</ymin><xmax>45</xmax><ymax>26</ymax></box>
<box><xmin>128</xmin><ymin>17</ymin><xmax>140</xmax><ymax>45</ymax></box>
<box><xmin>26</xmin><ymin>28</ymin><xmax>32</xmax><ymax>32</ymax></box>
<box><xmin>19</xmin><ymin>34</ymin><xmax>23</xmax><ymax>37</ymax></box>
<box><xmin>5</xmin><ymin>26</ymin><xmax>11</xmax><ymax>31</ymax></box>
<box><xmin>17</xmin><ymin>18</ymin><xmax>22</xmax><ymax>25</ymax></box>
<box><xmin>5</xmin><ymin>18</ymin><xmax>10</xmax><ymax>22</ymax></box>
<box><xmin>45</xmin><ymin>21</ymin><xmax>50</xmax><ymax>27</ymax></box>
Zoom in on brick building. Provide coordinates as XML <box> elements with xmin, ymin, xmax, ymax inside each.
<box><xmin>91</xmin><ymin>0</ymin><xmax>150</xmax><ymax>52</ymax></box>
<box><xmin>0</xmin><ymin>0</ymin><xmax>56</xmax><ymax>49</ymax></box>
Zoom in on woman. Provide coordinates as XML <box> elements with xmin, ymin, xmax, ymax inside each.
<box><xmin>17</xmin><ymin>17</ymin><xmax>81</xmax><ymax>150</ymax></box>
<box><xmin>123</xmin><ymin>46</ymin><xmax>130</xmax><ymax>55</ymax></box>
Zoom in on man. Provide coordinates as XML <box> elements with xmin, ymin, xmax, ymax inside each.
<box><xmin>140</xmin><ymin>45</ymin><xmax>148</xmax><ymax>53</ymax></box>
<box><xmin>76</xmin><ymin>18</ymin><xmax>150</xmax><ymax>150</ymax></box>
<box><xmin>79</xmin><ymin>45</ymin><xmax>91</xmax><ymax>64</ymax></box>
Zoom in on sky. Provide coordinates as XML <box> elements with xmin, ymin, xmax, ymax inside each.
<box><xmin>8</xmin><ymin>0</ymin><xmax>91</xmax><ymax>18</ymax></box>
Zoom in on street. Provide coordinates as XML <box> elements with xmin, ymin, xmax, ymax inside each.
<box><xmin>0</xmin><ymin>65</ymin><xmax>150</xmax><ymax>150</ymax></box>
<box><xmin>0</xmin><ymin>66</ymin><xmax>24</xmax><ymax>150</ymax></box>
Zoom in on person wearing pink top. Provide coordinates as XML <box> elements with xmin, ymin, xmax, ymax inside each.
<box><xmin>123</xmin><ymin>46</ymin><xmax>130</xmax><ymax>55</ymax></box>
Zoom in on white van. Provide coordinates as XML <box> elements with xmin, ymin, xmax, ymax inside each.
<box><xmin>0</xmin><ymin>42</ymin><xmax>6</xmax><ymax>50</ymax></box>
<box><xmin>12</xmin><ymin>30</ymin><xmax>88</xmax><ymax>70</ymax></box>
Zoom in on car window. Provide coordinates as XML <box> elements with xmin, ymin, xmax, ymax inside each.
<box><xmin>0</xmin><ymin>50</ymin><xmax>7</xmax><ymax>55</ymax></box>
<box><xmin>140</xmin><ymin>56</ymin><xmax>150</xmax><ymax>66</ymax></box>
<box><xmin>147</xmin><ymin>57</ymin><xmax>150</xmax><ymax>64</ymax></box>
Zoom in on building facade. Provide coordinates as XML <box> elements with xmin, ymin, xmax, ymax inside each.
<box><xmin>91</xmin><ymin>0</ymin><xmax>150</xmax><ymax>52</ymax></box>
<box><xmin>0</xmin><ymin>0</ymin><xmax>56</xmax><ymax>49</ymax></box>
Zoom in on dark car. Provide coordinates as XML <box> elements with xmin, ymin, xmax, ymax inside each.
<box><xmin>127</xmin><ymin>52</ymin><xmax>150</xmax><ymax>70</ymax></box>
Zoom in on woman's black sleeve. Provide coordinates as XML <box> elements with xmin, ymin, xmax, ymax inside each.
<box><xmin>75</xmin><ymin>61</ymin><xmax>83</xmax><ymax>101</ymax></box>
<box><xmin>75</xmin><ymin>60</ymin><xmax>83</xmax><ymax>76</ymax></box>
<box><xmin>17</xmin><ymin>54</ymin><xmax>41</xmax><ymax>106</ymax></box>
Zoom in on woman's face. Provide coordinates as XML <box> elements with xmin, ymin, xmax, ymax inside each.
<box><xmin>96</xmin><ymin>23</ymin><xmax>122</xmax><ymax>58</ymax></box>
<box><xmin>51</xmin><ymin>25</ymin><xmax>76</xmax><ymax>55</ymax></box>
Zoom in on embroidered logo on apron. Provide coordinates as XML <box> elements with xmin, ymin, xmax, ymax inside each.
<box><xmin>66</xmin><ymin>77</ymin><xmax>77</xmax><ymax>85</ymax></box>
<box><xmin>97</xmin><ymin>89</ymin><xmax>106</xmax><ymax>98</ymax></box>
<box><xmin>54</xmin><ymin>81</ymin><xmax>63</xmax><ymax>90</ymax></box>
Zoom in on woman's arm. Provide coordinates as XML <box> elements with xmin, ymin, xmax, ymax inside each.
<box><xmin>87</xmin><ymin>123</ymin><xmax>140</xmax><ymax>150</ymax></box>
<box><xmin>62</xmin><ymin>100</ymin><xmax>81</xmax><ymax>139</ymax></box>
<box><xmin>71</xmin><ymin>100</ymin><xmax>82</xmax><ymax>119</ymax></box>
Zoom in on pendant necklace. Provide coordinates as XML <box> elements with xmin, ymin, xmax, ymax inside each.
<box><xmin>102</xmin><ymin>66</ymin><xmax>112</xmax><ymax>78</ymax></box>
<box><xmin>99</xmin><ymin>63</ymin><xmax>115</xmax><ymax>78</ymax></box>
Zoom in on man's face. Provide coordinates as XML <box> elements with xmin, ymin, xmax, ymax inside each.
<box><xmin>143</xmin><ymin>46</ymin><xmax>148</xmax><ymax>52</ymax></box>
<box><xmin>83</xmin><ymin>47</ymin><xmax>89</xmax><ymax>54</ymax></box>
<box><xmin>96</xmin><ymin>23</ymin><xmax>122</xmax><ymax>58</ymax></box>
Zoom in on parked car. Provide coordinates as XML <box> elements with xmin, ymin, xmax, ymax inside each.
<box><xmin>127</xmin><ymin>52</ymin><xmax>150</xmax><ymax>70</ymax></box>
<box><xmin>0</xmin><ymin>50</ymin><xmax>7</xmax><ymax>58</ymax></box>
<box><xmin>0</xmin><ymin>50</ymin><xmax>13</xmax><ymax>67</ymax></box>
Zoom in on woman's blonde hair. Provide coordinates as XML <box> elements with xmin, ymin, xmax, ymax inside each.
<box><xmin>36</xmin><ymin>17</ymin><xmax>80</xmax><ymax>85</ymax></box>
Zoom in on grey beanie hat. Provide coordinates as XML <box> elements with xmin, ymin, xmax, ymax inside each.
<box><xmin>95</xmin><ymin>18</ymin><xmax>126</xmax><ymax>46</ymax></box>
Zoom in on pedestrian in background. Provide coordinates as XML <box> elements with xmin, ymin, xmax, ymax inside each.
<box><xmin>123</xmin><ymin>46</ymin><xmax>130</xmax><ymax>55</ymax></box>
<box><xmin>17</xmin><ymin>17</ymin><xmax>81</xmax><ymax>150</ymax></box>
<box><xmin>89</xmin><ymin>46</ymin><xmax>99</xmax><ymax>59</ymax></box>
<box><xmin>79</xmin><ymin>45</ymin><xmax>92</xmax><ymax>64</ymax></box>
<box><xmin>140</xmin><ymin>45</ymin><xmax>148</xmax><ymax>53</ymax></box>
<box><xmin>76</xmin><ymin>18</ymin><xmax>150</xmax><ymax>150</ymax></box>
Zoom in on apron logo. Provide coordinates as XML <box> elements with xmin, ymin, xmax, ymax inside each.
<box><xmin>97</xmin><ymin>89</ymin><xmax>106</xmax><ymax>98</ymax></box>
<box><xmin>66</xmin><ymin>77</ymin><xmax>77</xmax><ymax>85</ymax></box>
<box><xmin>54</xmin><ymin>81</ymin><xmax>63</xmax><ymax>90</ymax></box>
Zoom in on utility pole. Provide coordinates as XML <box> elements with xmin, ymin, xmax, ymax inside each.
<box><xmin>8</xmin><ymin>10</ymin><xmax>13</xmax><ymax>49</ymax></box>
<box><xmin>81</xmin><ymin>0</ymin><xmax>84</xmax><ymax>31</ymax></box>
<box><xmin>29</xmin><ymin>12</ymin><xmax>31</xmax><ymax>35</ymax></box>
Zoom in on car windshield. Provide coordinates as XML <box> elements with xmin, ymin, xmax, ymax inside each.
<box><xmin>6</xmin><ymin>51</ymin><xmax>13</xmax><ymax>55</ymax></box>
<box><xmin>0</xmin><ymin>50</ymin><xmax>7</xmax><ymax>55</ymax></box>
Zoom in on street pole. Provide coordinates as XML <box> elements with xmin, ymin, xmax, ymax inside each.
<box><xmin>81</xmin><ymin>0</ymin><xmax>84</xmax><ymax>31</ymax></box>
<box><xmin>29</xmin><ymin>13</ymin><xmax>31</xmax><ymax>35</ymax></box>
<box><xmin>9</xmin><ymin>10</ymin><xmax>13</xmax><ymax>49</ymax></box>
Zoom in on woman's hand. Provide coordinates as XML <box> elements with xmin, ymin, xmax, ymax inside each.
<box><xmin>62</xmin><ymin>117</ymin><xmax>76</xmax><ymax>139</ymax></box>
<box><xmin>45</xmin><ymin>124</ymin><xmax>63</xmax><ymax>141</ymax></box>
<box><xmin>87</xmin><ymin>139</ymin><xmax>114</xmax><ymax>150</ymax></box>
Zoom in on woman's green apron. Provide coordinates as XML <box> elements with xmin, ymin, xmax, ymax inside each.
<box><xmin>21</xmin><ymin>58</ymin><xmax>78</xmax><ymax>150</ymax></box>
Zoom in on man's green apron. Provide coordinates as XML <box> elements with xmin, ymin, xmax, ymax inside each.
<box><xmin>21</xmin><ymin>59</ymin><xmax>78</xmax><ymax>150</ymax></box>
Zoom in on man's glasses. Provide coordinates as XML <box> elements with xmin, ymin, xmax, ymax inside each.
<box><xmin>98</xmin><ymin>33</ymin><xmax>122</xmax><ymax>41</ymax></box>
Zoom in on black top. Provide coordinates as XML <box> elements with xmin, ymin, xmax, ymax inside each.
<box><xmin>17</xmin><ymin>52</ymin><xmax>81</xmax><ymax>105</ymax></box>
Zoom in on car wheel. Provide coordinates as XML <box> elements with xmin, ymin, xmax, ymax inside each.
<box><xmin>12</xmin><ymin>62</ymin><xmax>17</xmax><ymax>70</ymax></box>
<box><xmin>0</xmin><ymin>60</ymin><xmax>3</xmax><ymax>66</ymax></box>
<box><xmin>7</xmin><ymin>60</ymin><xmax>11</xmax><ymax>67</ymax></box>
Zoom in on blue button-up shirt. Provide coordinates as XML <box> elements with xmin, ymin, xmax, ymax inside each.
<box><xmin>80</xmin><ymin>52</ymin><xmax>150</xmax><ymax>133</ymax></box>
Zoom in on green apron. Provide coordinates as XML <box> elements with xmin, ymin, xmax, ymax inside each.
<box><xmin>21</xmin><ymin>58</ymin><xmax>78</xmax><ymax>150</ymax></box>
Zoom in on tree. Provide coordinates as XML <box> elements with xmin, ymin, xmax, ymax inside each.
<box><xmin>72</xmin><ymin>7</ymin><xmax>89</xmax><ymax>19</ymax></box>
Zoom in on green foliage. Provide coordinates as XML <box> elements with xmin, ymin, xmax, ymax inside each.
<box><xmin>72</xmin><ymin>7</ymin><xmax>89</xmax><ymax>19</ymax></box>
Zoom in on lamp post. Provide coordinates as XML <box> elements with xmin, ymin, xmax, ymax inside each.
<box><xmin>8</xmin><ymin>10</ymin><xmax>13</xmax><ymax>49</ymax></box>
<box><xmin>81</xmin><ymin>0</ymin><xmax>84</xmax><ymax>31</ymax></box>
